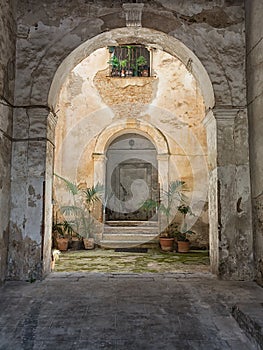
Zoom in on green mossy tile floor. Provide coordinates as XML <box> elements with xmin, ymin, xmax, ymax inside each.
<box><xmin>54</xmin><ymin>248</ymin><xmax>210</xmax><ymax>274</ymax></box>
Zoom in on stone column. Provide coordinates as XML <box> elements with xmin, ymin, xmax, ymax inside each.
<box><xmin>42</xmin><ymin>113</ymin><xmax>57</xmax><ymax>276</ymax></box>
<box><xmin>8</xmin><ymin>107</ymin><xmax>55</xmax><ymax>281</ymax></box>
<box><xmin>203</xmin><ymin>108</ymin><xmax>254</xmax><ymax>280</ymax></box>
<box><xmin>203</xmin><ymin>110</ymin><xmax>218</xmax><ymax>275</ymax></box>
<box><xmin>93</xmin><ymin>153</ymin><xmax>107</xmax><ymax>187</ymax></box>
<box><xmin>93</xmin><ymin>153</ymin><xmax>107</xmax><ymax>224</ymax></box>
<box><xmin>157</xmin><ymin>154</ymin><xmax>169</xmax><ymax>195</ymax></box>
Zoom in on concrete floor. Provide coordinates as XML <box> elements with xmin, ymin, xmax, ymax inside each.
<box><xmin>0</xmin><ymin>271</ymin><xmax>262</xmax><ymax>349</ymax></box>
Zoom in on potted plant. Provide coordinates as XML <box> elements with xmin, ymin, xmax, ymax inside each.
<box><xmin>52</xmin><ymin>220</ymin><xmax>71</xmax><ymax>251</ymax></box>
<box><xmin>136</xmin><ymin>55</ymin><xmax>148</xmax><ymax>76</ymax></box>
<box><xmin>175</xmin><ymin>204</ymin><xmax>195</xmax><ymax>253</ymax></box>
<box><xmin>54</xmin><ymin>174</ymin><xmax>103</xmax><ymax>250</ymax></box>
<box><xmin>120</xmin><ymin>59</ymin><xmax>128</xmax><ymax>77</ymax></box>
<box><xmin>142</xmin><ymin>181</ymin><xmax>185</xmax><ymax>251</ymax></box>
<box><xmin>108</xmin><ymin>55</ymin><xmax>120</xmax><ymax>76</ymax></box>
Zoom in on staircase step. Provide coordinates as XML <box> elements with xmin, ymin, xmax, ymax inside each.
<box><xmin>105</xmin><ymin>220</ymin><xmax>158</xmax><ymax>227</ymax></box>
<box><xmin>102</xmin><ymin>233</ymin><xmax>159</xmax><ymax>242</ymax></box>
<box><xmin>100</xmin><ymin>239</ymin><xmax>159</xmax><ymax>249</ymax></box>
<box><xmin>104</xmin><ymin>226</ymin><xmax>158</xmax><ymax>235</ymax></box>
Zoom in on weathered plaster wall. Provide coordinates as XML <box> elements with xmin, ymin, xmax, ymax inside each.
<box><xmin>54</xmin><ymin>48</ymin><xmax>208</xmax><ymax>248</ymax></box>
<box><xmin>14</xmin><ymin>0</ymin><xmax>246</xmax><ymax>107</ymax></box>
<box><xmin>10</xmin><ymin>0</ymin><xmax>254</xmax><ymax>280</ymax></box>
<box><xmin>246</xmin><ymin>0</ymin><xmax>263</xmax><ymax>285</ymax></box>
<box><xmin>0</xmin><ymin>0</ymin><xmax>16</xmax><ymax>283</ymax></box>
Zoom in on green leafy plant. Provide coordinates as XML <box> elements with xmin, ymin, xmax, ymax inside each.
<box><xmin>120</xmin><ymin>59</ymin><xmax>128</xmax><ymax>69</ymax></box>
<box><xmin>142</xmin><ymin>180</ymin><xmax>186</xmax><ymax>238</ymax></box>
<box><xmin>175</xmin><ymin>204</ymin><xmax>195</xmax><ymax>242</ymax></box>
<box><xmin>54</xmin><ymin>174</ymin><xmax>103</xmax><ymax>239</ymax></box>
<box><xmin>136</xmin><ymin>55</ymin><xmax>147</xmax><ymax>67</ymax></box>
<box><xmin>108</xmin><ymin>55</ymin><xmax>120</xmax><ymax>69</ymax></box>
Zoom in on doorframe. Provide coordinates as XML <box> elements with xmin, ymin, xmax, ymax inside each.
<box><xmin>93</xmin><ymin>120</ymin><xmax>170</xmax><ymax>223</ymax></box>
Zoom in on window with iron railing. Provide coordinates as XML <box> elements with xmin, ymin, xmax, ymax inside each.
<box><xmin>108</xmin><ymin>45</ymin><xmax>150</xmax><ymax>77</ymax></box>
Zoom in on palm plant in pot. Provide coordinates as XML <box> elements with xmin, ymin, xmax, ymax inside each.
<box><xmin>52</xmin><ymin>220</ymin><xmax>76</xmax><ymax>251</ymax></box>
<box><xmin>142</xmin><ymin>181</ymin><xmax>185</xmax><ymax>251</ymax></box>
<box><xmin>175</xmin><ymin>204</ymin><xmax>195</xmax><ymax>253</ymax></box>
<box><xmin>54</xmin><ymin>174</ymin><xmax>103</xmax><ymax>250</ymax></box>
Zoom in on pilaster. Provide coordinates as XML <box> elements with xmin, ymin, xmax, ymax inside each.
<box><xmin>203</xmin><ymin>107</ymin><xmax>254</xmax><ymax>280</ymax></box>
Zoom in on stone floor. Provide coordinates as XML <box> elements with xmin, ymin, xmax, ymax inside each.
<box><xmin>54</xmin><ymin>248</ymin><xmax>210</xmax><ymax>274</ymax></box>
<box><xmin>0</xmin><ymin>271</ymin><xmax>262</xmax><ymax>349</ymax></box>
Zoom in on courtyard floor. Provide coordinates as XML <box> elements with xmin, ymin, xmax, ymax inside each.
<box><xmin>53</xmin><ymin>248</ymin><xmax>210</xmax><ymax>274</ymax></box>
<box><xmin>0</xmin><ymin>272</ymin><xmax>262</xmax><ymax>349</ymax></box>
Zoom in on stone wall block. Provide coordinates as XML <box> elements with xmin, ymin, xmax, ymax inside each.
<box><xmin>11</xmin><ymin>141</ymin><xmax>29</xmax><ymax>177</ymax></box>
<box><xmin>12</xmin><ymin>108</ymin><xmax>29</xmax><ymax>139</ymax></box>
<box><xmin>25</xmin><ymin>177</ymin><xmax>44</xmax><ymax>244</ymax></box>
<box><xmin>217</xmin><ymin>165</ymin><xmax>239</xmax><ymax>278</ymax></box>
<box><xmin>245</xmin><ymin>0</ymin><xmax>263</xmax><ymax>53</ymax></box>
<box><xmin>27</xmin><ymin>108</ymin><xmax>51</xmax><ymax>138</ymax></box>
<box><xmin>247</xmin><ymin>39</ymin><xmax>263</xmax><ymax>105</ymax></box>
<box><xmin>27</xmin><ymin>141</ymin><xmax>47</xmax><ymax>177</ymax></box>
<box><xmin>234</xmin><ymin>109</ymin><xmax>250</xmax><ymax>165</ymax></box>
<box><xmin>217</xmin><ymin>163</ymin><xmax>254</xmax><ymax>280</ymax></box>
<box><xmin>13</xmin><ymin>108</ymin><xmax>51</xmax><ymax>139</ymax></box>
<box><xmin>0</xmin><ymin>104</ymin><xmax>13</xmax><ymax>136</ymax></box>
<box><xmin>217</xmin><ymin>122</ymin><xmax>235</xmax><ymax>166</ymax></box>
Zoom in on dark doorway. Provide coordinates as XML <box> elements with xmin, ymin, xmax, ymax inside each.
<box><xmin>105</xmin><ymin>133</ymin><xmax>158</xmax><ymax>221</ymax></box>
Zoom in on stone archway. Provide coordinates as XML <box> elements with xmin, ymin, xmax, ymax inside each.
<box><xmin>39</xmin><ymin>28</ymin><xmax>253</xmax><ymax>279</ymax></box>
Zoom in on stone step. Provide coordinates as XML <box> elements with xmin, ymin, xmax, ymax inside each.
<box><xmin>99</xmin><ymin>239</ymin><xmax>159</xmax><ymax>249</ymax></box>
<box><xmin>103</xmin><ymin>226</ymin><xmax>158</xmax><ymax>235</ymax></box>
<box><xmin>102</xmin><ymin>233</ymin><xmax>159</xmax><ymax>242</ymax></box>
<box><xmin>105</xmin><ymin>220</ymin><xmax>158</xmax><ymax>227</ymax></box>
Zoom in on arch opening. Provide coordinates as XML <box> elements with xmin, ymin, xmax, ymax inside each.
<box><xmin>49</xmin><ymin>27</ymin><xmax>215</xmax><ymax>275</ymax></box>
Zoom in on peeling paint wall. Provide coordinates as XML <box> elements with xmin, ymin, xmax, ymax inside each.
<box><xmin>246</xmin><ymin>0</ymin><xmax>263</xmax><ymax>286</ymax></box>
<box><xmin>14</xmin><ymin>0</ymin><xmax>246</xmax><ymax>106</ymax></box>
<box><xmin>0</xmin><ymin>0</ymin><xmax>16</xmax><ymax>283</ymax></box>
<box><xmin>54</xmin><ymin>48</ymin><xmax>209</xmax><ymax>248</ymax></box>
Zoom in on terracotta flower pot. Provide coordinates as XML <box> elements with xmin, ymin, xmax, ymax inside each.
<box><xmin>177</xmin><ymin>240</ymin><xmax>190</xmax><ymax>253</ymax></box>
<box><xmin>70</xmin><ymin>237</ymin><xmax>83</xmax><ymax>250</ymax></box>
<box><xmin>56</xmin><ymin>237</ymin><xmax>68</xmax><ymax>251</ymax></box>
<box><xmin>159</xmin><ymin>237</ymin><xmax>174</xmax><ymax>252</ymax></box>
<box><xmin>83</xmin><ymin>238</ymin><xmax>95</xmax><ymax>250</ymax></box>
